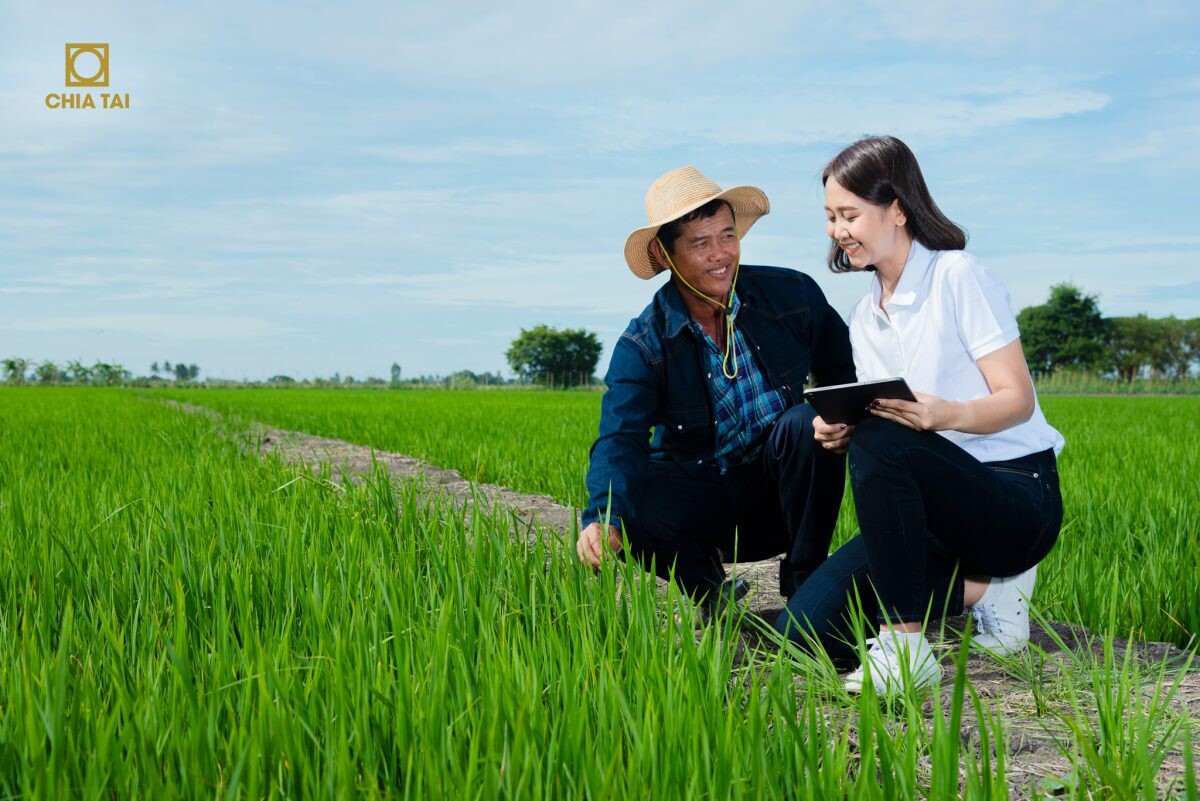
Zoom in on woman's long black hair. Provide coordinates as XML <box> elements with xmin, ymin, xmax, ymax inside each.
<box><xmin>823</xmin><ymin>136</ymin><xmax>967</xmax><ymax>273</ymax></box>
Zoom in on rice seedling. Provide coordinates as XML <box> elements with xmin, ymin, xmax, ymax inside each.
<box><xmin>161</xmin><ymin>388</ymin><xmax>1199</xmax><ymax>649</ymax></box>
<box><xmin>1</xmin><ymin>387</ymin><xmax>1193</xmax><ymax>797</ymax></box>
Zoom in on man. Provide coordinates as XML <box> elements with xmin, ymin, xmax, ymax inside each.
<box><xmin>577</xmin><ymin>166</ymin><xmax>856</xmax><ymax>614</ymax></box>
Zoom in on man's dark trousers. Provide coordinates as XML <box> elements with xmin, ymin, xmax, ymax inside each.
<box><xmin>620</xmin><ymin>403</ymin><xmax>845</xmax><ymax>600</ymax></box>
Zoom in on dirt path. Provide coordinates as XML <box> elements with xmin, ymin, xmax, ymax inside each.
<box><xmin>247</xmin><ymin>419</ymin><xmax>1197</xmax><ymax>798</ymax></box>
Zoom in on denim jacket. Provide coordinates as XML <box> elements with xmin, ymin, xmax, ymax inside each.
<box><xmin>583</xmin><ymin>265</ymin><xmax>856</xmax><ymax>530</ymax></box>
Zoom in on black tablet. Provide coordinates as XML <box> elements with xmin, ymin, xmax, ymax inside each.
<box><xmin>802</xmin><ymin>377</ymin><xmax>917</xmax><ymax>425</ymax></box>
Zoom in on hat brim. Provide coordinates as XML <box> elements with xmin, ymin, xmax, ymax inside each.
<box><xmin>624</xmin><ymin>185</ymin><xmax>770</xmax><ymax>280</ymax></box>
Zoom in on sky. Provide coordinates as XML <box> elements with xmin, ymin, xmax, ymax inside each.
<box><xmin>2</xmin><ymin>1</ymin><xmax>1198</xmax><ymax>382</ymax></box>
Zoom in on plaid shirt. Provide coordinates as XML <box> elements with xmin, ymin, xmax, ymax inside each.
<box><xmin>688</xmin><ymin>294</ymin><xmax>787</xmax><ymax>470</ymax></box>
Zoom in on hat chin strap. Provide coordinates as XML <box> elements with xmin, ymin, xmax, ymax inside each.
<box><xmin>655</xmin><ymin>237</ymin><xmax>740</xmax><ymax>379</ymax></box>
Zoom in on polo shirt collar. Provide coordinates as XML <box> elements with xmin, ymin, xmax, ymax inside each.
<box><xmin>870</xmin><ymin>240</ymin><xmax>935</xmax><ymax>310</ymax></box>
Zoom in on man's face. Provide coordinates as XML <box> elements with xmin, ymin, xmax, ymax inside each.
<box><xmin>660</xmin><ymin>204</ymin><xmax>739</xmax><ymax>300</ymax></box>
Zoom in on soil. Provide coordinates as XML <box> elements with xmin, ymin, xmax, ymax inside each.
<box><xmin>242</xmin><ymin>418</ymin><xmax>1198</xmax><ymax>799</ymax></box>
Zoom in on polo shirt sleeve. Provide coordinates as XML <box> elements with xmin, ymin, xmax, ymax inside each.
<box><xmin>947</xmin><ymin>254</ymin><xmax>1021</xmax><ymax>361</ymax></box>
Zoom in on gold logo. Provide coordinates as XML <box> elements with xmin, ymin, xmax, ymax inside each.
<box><xmin>65</xmin><ymin>43</ymin><xmax>109</xmax><ymax>87</ymax></box>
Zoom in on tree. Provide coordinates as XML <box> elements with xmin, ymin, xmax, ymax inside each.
<box><xmin>171</xmin><ymin>363</ymin><xmax>200</xmax><ymax>382</ymax></box>
<box><xmin>449</xmin><ymin>370</ymin><xmax>478</xmax><ymax>389</ymax></box>
<box><xmin>65</xmin><ymin>359</ymin><xmax>92</xmax><ymax>385</ymax></box>
<box><xmin>92</xmin><ymin>363</ymin><xmax>128</xmax><ymax>386</ymax></box>
<box><xmin>2</xmin><ymin>358</ymin><xmax>31</xmax><ymax>385</ymax></box>
<box><xmin>34</xmin><ymin>361</ymin><xmax>62</xmax><ymax>385</ymax></box>
<box><xmin>1016</xmin><ymin>283</ymin><xmax>1107</xmax><ymax>374</ymax></box>
<box><xmin>1184</xmin><ymin>319</ymin><xmax>1200</xmax><ymax>378</ymax></box>
<box><xmin>1158</xmin><ymin>316</ymin><xmax>1200</xmax><ymax>380</ymax></box>
<box><xmin>390</xmin><ymin>362</ymin><xmax>402</xmax><ymax>387</ymax></box>
<box><xmin>506</xmin><ymin>325</ymin><xmax>602</xmax><ymax>388</ymax></box>
<box><xmin>1108</xmin><ymin>315</ymin><xmax>1160</xmax><ymax>385</ymax></box>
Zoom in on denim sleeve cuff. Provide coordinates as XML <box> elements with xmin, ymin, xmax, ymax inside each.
<box><xmin>581</xmin><ymin>509</ymin><xmax>624</xmax><ymax>531</ymax></box>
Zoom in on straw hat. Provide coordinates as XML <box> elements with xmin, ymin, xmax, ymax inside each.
<box><xmin>624</xmin><ymin>166</ymin><xmax>770</xmax><ymax>279</ymax></box>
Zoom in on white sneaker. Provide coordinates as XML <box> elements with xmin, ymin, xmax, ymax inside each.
<box><xmin>844</xmin><ymin>632</ymin><xmax>942</xmax><ymax>695</ymax></box>
<box><xmin>969</xmin><ymin>565</ymin><xmax>1037</xmax><ymax>655</ymax></box>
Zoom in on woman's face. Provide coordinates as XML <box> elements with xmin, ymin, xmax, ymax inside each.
<box><xmin>824</xmin><ymin>176</ymin><xmax>909</xmax><ymax>274</ymax></box>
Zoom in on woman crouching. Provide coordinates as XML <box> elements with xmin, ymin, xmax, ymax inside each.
<box><xmin>778</xmin><ymin>135</ymin><xmax>1065</xmax><ymax>695</ymax></box>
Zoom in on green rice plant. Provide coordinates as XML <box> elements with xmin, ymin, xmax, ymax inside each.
<box><xmin>159</xmin><ymin>389</ymin><xmax>1199</xmax><ymax>648</ymax></box>
<box><xmin>1035</xmin><ymin>396</ymin><xmax>1199</xmax><ymax>647</ymax></box>
<box><xmin>158</xmin><ymin>386</ymin><xmax>600</xmax><ymax>507</ymax></box>
<box><xmin>1035</xmin><ymin>370</ymin><xmax>1200</xmax><ymax>395</ymax></box>
<box><xmin>1</xmin><ymin>387</ymin><xmax>1196</xmax><ymax>797</ymax></box>
<box><xmin>1022</xmin><ymin>619</ymin><xmax>1196</xmax><ymax>799</ymax></box>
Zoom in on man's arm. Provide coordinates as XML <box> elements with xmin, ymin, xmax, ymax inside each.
<box><xmin>804</xmin><ymin>277</ymin><xmax>856</xmax><ymax>388</ymax></box>
<box><xmin>580</xmin><ymin>333</ymin><xmax>659</xmax><ymax>560</ymax></box>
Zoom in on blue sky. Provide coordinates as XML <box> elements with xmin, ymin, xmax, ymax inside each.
<box><xmin>2</xmin><ymin>1</ymin><xmax>1198</xmax><ymax>381</ymax></box>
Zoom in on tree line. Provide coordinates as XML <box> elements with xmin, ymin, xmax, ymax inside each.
<box><xmin>7</xmin><ymin>287</ymin><xmax>1192</xmax><ymax>391</ymax></box>
<box><xmin>1</xmin><ymin>359</ymin><xmax>199</xmax><ymax>386</ymax></box>
<box><xmin>1017</xmin><ymin>284</ymin><xmax>1200</xmax><ymax>382</ymax></box>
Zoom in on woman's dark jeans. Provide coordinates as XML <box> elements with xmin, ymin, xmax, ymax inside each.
<box><xmin>775</xmin><ymin>416</ymin><xmax>1062</xmax><ymax>661</ymax></box>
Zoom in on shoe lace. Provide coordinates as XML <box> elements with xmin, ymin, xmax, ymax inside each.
<box><xmin>973</xmin><ymin>602</ymin><xmax>1001</xmax><ymax>635</ymax></box>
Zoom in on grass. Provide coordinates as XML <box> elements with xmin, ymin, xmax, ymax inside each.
<box><xmin>0</xmin><ymin>387</ymin><xmax>1194</xmax><ymax>797</ymax></box>
<box><xmin>157</xmin><ymin>386</ymin><xmax>599</xmax><ymax>506</ymax></box>
<box><xmin>159</xmin><ymin>387</ymin><xmax>1199</xmax><ymax>649</ymax></box>
<box><xmin>1036</xmin><ymin>396</ymin><xmax>1200</xmax><ymax>648</ymax></box>
<box><xmin>1035</xmin><ymin>371</ymin><xmax>1200</xmax><ymax>395</ymax></box>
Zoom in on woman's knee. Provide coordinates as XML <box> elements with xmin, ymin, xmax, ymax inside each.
<box><xmin>848</xmin><ymin>416</ymin><xmax>919</xmax><ymax>462</ymax></box>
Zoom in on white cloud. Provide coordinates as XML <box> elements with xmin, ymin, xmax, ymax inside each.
<box><xmin>322</xmin><ymin>250</ymin><xmax>642</xmax><ymax>316</ymax></box>
<box><xmin>1100</xmin><ymin>124</ymin><xmax>1200</xmax><ymax>164</ymax></box>
<box><xmin>0</xmin><ymin>313</ymin><xmax>294</xmax><ymax>339</ymax></box>
<box><xmin>577</xmin><ymin>82</ymin><xmax>1110</xmax><ymax>153</ymax></box>
<box><xmin>987</xmin><ymin>248</ymin><xmax>1200</xmax><ymax>318</ymax></box>
<box><xmin>366</xmin><ymin>140</ymin><xmax>548</xmax><ymax>164</ymax></box>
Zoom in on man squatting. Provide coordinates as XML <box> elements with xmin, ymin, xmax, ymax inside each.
<box><xmin>577</xmin><ymin>166</ymin><xmax>856</xmax><ymax>618</ymax></box>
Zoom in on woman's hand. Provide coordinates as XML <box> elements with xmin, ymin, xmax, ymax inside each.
<box><xmin>813</xmin><ymin>415</ymin><xmax>854</xmax><ymax>454</ymax></box>
<box><xmin>869</xmin><ymin>340</ymin><xmax>1037</xmax><ymax>435</ymax></box>
<box><xmin>867</xmin><ymin>393</ymin><xmax>955</xmax><ymax>431</ymax></box>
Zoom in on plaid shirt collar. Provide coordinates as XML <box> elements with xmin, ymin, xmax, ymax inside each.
<box><xmin>687</xmin><ymin>294</ymin><xmax>786</xmax><ymax>468</ymax></box>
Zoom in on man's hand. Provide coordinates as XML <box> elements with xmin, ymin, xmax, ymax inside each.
<box><xmin>813</xmin><ymin>415</ymin><xmax>854</xmax><ymax>454</ymax></box>
<box><xmin>576</xmin><ymin>522</ymin><xmax>623</xmax><ymax>571</ymax></box>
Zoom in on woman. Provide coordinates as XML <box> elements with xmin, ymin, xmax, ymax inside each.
<box><xmin>776</xmin><ymin>136</ymin><xmax>1065</xmax><ymax>694</ymax></box>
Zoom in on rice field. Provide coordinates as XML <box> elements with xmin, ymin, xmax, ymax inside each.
<box><xmin>0</xmin><ymin>387</ymin><xmax>1196</xmax><ymax>798</ymax></box>
<box><xmin>160</xmin><ymin>387</ymin><xmax>1200</xmax><ymax>649</ymax></box>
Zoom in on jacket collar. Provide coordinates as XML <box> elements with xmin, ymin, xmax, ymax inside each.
<box><xmin>660</xmin><ymin>277</ymin><xmax>741</xmax><ymax>340</ymax></box>
<box><xmin>659</xmin><ymin>278</ymin><xmax>693</xmax><ymax>339</ymax></box>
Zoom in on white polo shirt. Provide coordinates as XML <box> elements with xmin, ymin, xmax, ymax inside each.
<box><xmin>848</xmin><ymin>241</ymin><xmax>1064</xmax><ymax>462</ymax></box>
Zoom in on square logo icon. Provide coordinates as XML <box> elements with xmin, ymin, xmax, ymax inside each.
<box><xmin>65</xmin><ymin>43</ymin><xmax>109</xmax><ymax>87</ymax></box>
